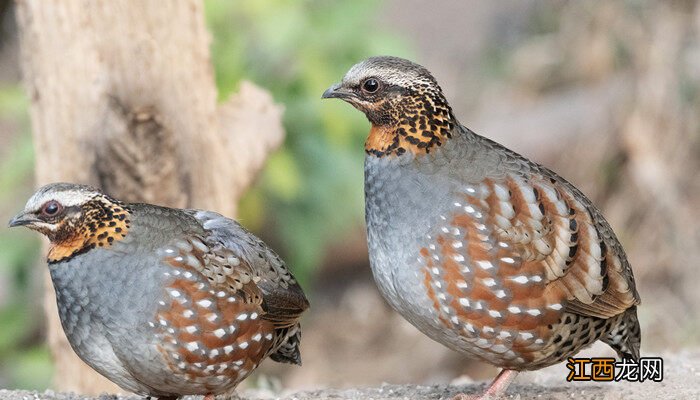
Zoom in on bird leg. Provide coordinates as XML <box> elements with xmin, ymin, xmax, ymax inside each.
<box><xmin>451</xmin><ymin>369</ymin><xmax>519</xmax><ymax>400</ymax></box>
<box><xmin>203</xmin><ymin>394</ymin><xmax>215</xmax><ymax>400</ymax></box>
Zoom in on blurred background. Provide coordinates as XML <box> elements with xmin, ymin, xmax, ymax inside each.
<box><xmin>0</xmin><ymin>0</ymin><xmax>698</xmax><ymax>392</ymax></box>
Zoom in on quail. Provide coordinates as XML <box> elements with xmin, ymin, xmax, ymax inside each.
<box><xmin>323</xmin><ymin>56</ymin><xmax>641</xmax><ymax>399</ymax></box>
<box><xmin>9</xmin><ymin>183</ymin><xmax>309</xmax><ymax>399</ymax></box>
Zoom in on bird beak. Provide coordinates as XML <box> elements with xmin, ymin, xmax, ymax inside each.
<box><xmin>321</xmin><ymin>83</ymin><xmax>353</xmax><ymax>100</ymax></box>
<box><xmin>8</xmin><ymin>211</ymin><xmax>38</xmax><ymax>228</ymax></box>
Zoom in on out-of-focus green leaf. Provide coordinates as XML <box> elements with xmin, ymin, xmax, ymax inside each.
<box><xmin>0</xmin><ymin>307</ymin><xmax>29</xmax><ymax>355</ymax></box>
<box><xmin>0</xmin><ymin>85</ymin><xmax>28</xmax><ymax>118</ymax></box>
<box><xmin>0</xmin><ymin>133</ymin><xmax>34</xmax><ymax>202</ymax></box>
<box><xmin>205</xmin><ymin>0</ymin><xmax>412</xmax><ymax>280</ymax></box>
<box><xmin>0</xmin><ymin>231</ymin><xmax>39</xmax><ymax>274</ymax></box>
<box><xmin>6</xmin><ymin>345</ymin><xmax>53</xmax><ymax>390</ymax></box>
<box><xmin>264</xmin><ymin>150</ymin><xmax>301</xmax><ymax>202</ymax></box>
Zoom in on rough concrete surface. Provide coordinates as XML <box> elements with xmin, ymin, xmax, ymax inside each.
<box><xmin>1</xmin><ymin>352</ymin><xmax>698</xmax><ymax>400</ymax></box>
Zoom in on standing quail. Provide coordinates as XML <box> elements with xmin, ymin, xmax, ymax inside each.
<box><xmin>323</xmin><ymin>56</ymin><xmax>641</xmax><ymax>399</ymax></box>
<box><xmin>9</xmin><ymin>183</ymin><xmax>309</xmax><ymax>399</ymax></box>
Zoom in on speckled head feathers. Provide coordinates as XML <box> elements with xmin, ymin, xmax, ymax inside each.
<box><xmin>323</xmin><ymin>56</ymin><xmax>456</xmax><ymax>157</ymax></box>
<box><xmin>23</xmin><ymin>183</ymin><xmax>102</xmax><ymax>213</ymax></box>
<box><xmin>340</xmin><ymin>56</ymin><xmax>440</xmax><ymax>92</ymax></box>
<box><xmin>10</xmin><ymin>182</ymin><xmax>132</xmax><ymax>263</ymax></box>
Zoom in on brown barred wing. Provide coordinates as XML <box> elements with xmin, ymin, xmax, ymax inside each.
<box><xmin>418</xmin><ymin>172</ymin><xmax>640</xmax><ymax>367</ymax></box>
<box><xmin>150</xmin><ymin>233</ymin><xmax>277</xmax><ymax>389</ymax></box>
<box><xmin>186</xmin><ymin>210</ymin><xmax>309</xmax><ymax>329</ymax></box>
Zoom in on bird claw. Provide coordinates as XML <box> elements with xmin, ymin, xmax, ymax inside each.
<box><xmin>450</xmin><ymin>369</ymin><xmax>519</xmax><ymax>400</ymax></box>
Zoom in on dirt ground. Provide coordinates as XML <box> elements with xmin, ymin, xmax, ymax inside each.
<box><xmin>1</xmin><ymin>351</ymin><xmax>697</xmax><ymax>400</ymax></box>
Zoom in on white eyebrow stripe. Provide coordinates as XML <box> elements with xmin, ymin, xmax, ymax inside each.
<box><xmin>26</xmin><ymin>189</ymin><xmax>98</xmax><ymax>211</ymax></box>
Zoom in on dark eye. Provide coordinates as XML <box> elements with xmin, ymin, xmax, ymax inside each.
<box><xmin>362</xmin><ymin>78</ymin><xmax>380</xmax><ymax>93</ymax></box>
<box><xmin>41</xmin><ymin>200</ymin><xmax>63</xmax><ymax>217</ymax></box>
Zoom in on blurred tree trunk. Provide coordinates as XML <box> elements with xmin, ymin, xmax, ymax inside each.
<box><xmin>15</xmin><ymin>0</ymin><xmax>284</xmax><ymax>394</ymax></box>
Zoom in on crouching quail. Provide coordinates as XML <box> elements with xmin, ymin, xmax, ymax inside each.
<box><xmin>9</xmin><ymin>183</ymin><xmax>309</xmax><ymax>399</ymax></box>
<box><xmin>323</xmin><ymin>56</ymin><xmax>641</xmax><ymax>399</ymax></box>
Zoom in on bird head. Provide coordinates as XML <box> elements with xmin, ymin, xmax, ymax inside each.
<box><xmin>323</xmin><ymin>56</ymin><xmax>456</xmax><ymax>157</ymax></box>
<box><xmin>9</xmin><ymin>183</ymin><xmax>131</xmax><ymax>262</ymax></box>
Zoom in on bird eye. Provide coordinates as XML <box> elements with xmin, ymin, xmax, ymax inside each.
<box><xmin>41</xmin><ymin>200</ymin><xmax>63</xmax><ymax>217</ymax></box>
<box><xmin>361</xmin><ymin>78</ymin><xmax>380</xmax><ymax>93</ymax></box>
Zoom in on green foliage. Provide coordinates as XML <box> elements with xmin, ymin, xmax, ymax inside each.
<box><xmin>3</xmin><ymin>345</ymin><xmax>53</xmax><ymax>390</ymax></box>
<box><xmin>205</xmin><ymin>0</ymin><xmax>411</xmax><ymax>283</ymax></box>
<box><xmin>0</xmin><ymin>85</ymin><xmax>49</xmax><ymax>389</ymax></box>
<box><xmin>0</xmin><ymin>2</ymin><xmax>410</xmax><ymax>387</ymax></box>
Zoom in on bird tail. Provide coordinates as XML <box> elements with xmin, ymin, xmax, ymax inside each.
<box><xmin>270</xmin><ymin>323</ymin><xmax>303</xmax><ymax>365</ymax></box>
<box><xmin>602</xmin><ymin>306</ymin><xmax>641</xmax><ymax>360</ymax></box>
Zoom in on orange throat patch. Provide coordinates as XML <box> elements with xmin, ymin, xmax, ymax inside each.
<box><xmin>365</xmin><ymin>125</ymin><xmax>398</xmax><ymax>155</ymax></box>
<box><xmin>365</xmin><ymin>123</ymin><xmax>453</xmax><ymax>157</ymax></box>
<box><xmin>47</xmin><ymin>203</ymin><xmax>131</xmax><ymax>263</ymax></box>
